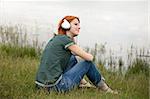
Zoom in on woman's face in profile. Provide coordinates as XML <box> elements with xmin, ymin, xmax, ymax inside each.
<box><xmin>69</xmin><ymin>18</ymin><xmax>80</xmax><ymax>36</ymax></box>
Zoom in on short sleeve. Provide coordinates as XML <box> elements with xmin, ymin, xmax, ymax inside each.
<box><xmin>60</xmin><ymin>35</ymin><xmax>75</xmax><ymax>50</ymax></box>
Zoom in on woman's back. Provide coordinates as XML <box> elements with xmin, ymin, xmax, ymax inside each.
<box><xmin>36</xmin><ymin>35</ymin><xmax>74</xmax><ymax>85</ymax></box>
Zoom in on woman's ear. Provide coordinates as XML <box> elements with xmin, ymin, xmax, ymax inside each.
<box><xmin>61</xmin><ymin>19</ymin><xmax>71</xmax><ymax>29</ymax></box>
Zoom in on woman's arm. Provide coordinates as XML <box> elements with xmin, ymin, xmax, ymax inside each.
<box><xmin>68</xmin><ymin>45</ymin><xmax>93</xmax><ymax>61</ymax></box>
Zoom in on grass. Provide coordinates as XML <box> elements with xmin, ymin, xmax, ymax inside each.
<box><xmin>0</xmin><ymin>53</ymin><xmax>149</xmax><ymax>99</ymax></box>
<box><xmin>0</xmin><ymin>44</ymin><xmax>40</xmax><ymax>58</ymax></box>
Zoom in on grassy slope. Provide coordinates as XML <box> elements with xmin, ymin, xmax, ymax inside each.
<box><xmin>0</xmin><ymin>54</ymin><xmax>149</xmax><ymax>99</ymax></box>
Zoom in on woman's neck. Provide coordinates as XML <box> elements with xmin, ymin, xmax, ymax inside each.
<box><xmin>66</xmin><ymin>31</ymin><xmax>74</xmax><ymax>39</ymax></box>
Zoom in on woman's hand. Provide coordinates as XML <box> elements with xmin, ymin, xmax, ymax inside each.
<box><xmin>68</xmin><ymin>45</ymin><xmax>93</xmax><ymax>61</ymax></box>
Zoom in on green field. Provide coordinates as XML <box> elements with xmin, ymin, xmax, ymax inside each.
<box><xmin>0</xmin><ymin>50</ymin><xmax>149</xmax><ymax>99</ymax></box>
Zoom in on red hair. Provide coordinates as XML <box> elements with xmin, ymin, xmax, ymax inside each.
<box><xmin>58</xmin><ymin>16</ymin><xmax>80</xmax><ymax>35</ymax></box>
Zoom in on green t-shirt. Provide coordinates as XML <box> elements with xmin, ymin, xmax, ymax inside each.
<box><xmin>35</xmin><ymin>35</ymin><xmax>75</xmax><ymax>86</ymax></box>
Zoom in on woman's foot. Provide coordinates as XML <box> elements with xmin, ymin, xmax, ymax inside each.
<box><xmin>105</xmin><ymin>87</ymin><xmax>118</xmax><ymax>94</ymax></box>
<box><xmin>79</xmin><ymin>82</ymin><xmax>96</xmax><ymax>88</ymax></box>
<box><xmin>98</xmin><ymin>81</ymin><xmax>118</xmax><ymax>94</ymax></box>
<box><xmin>79</xmin><ymin>79</ymin><xmax>96</xmax><ymax>88</ymax></box>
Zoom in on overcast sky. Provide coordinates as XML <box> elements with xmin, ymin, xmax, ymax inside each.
<box><xmin>0</xmin><ymin>0</ymin><xmax>149</xmax><ymax>49</ymax></box>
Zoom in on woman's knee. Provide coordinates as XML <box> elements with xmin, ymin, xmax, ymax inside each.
<box><xmin>84</xmin><ymin>60</ymin><xmax>93</xmax><ymax>65</ymax></box>
<box><xmin>80</xmin><ymin>60</ymin><xmax>94</xmax><ymax>67</ymax></box>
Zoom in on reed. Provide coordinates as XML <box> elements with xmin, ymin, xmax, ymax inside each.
<box><xmin>0</xmin><ymin>25</ymin><xmax>41</xmax><ymax>58</ymax></box>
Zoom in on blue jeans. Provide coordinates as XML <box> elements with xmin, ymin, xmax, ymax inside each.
<box><xmin>55</xmin><ymin>55</ymin><xmax>102</xmax><ymax>92</ymax></box>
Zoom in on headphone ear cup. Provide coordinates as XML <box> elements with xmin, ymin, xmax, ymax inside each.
<box><xmin>61</xmin><ymin>19</ymin><xmax>71</xmax><ymax>29</ymax></box>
